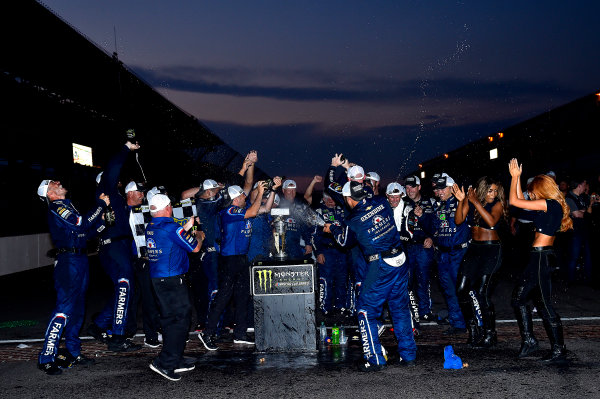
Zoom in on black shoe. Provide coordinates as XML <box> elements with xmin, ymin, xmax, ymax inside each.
<box><xmin>442</xmin><ymin>326</ymin><xmax>467</xmax><ymax>336</ymax></box>
<box><xmin>474</xmin><ymin>330</ymin><xmax>497</xmax><ymax>349</ymax></box>
<box><xmin>421</xmin><ymin>313</ymin><xmax>436</xmax><ymax>322</ymax></box>
<box><xmin>175</xmin><ymin>356</ymin><xmax>197</xmax><ymax>373</ymax></box>
<box><xmin>517</xmin><ymin>337</ymin><xmax>539</xmax><ymax>358</ymax></box>
<box><xmin>108</xmin><ymin>335</ymin><xmax>142</xmax><ymax>352</ymax></box>
<box><xmin>541</xmin><ymin>345</ymin><xmax>568</xmax><ymax>366</ymax></box>
<box><xmin>144</xmin><ymin>337</ymin><xmax>161</xmax><ymax>348</ymax></box>
<box><xmin>150</xmin><ymin>360</ymin><xmax>181</xmax><ymax>381</ymax></box>
<box><xmin>357</xmin><ymin>360</ymin><xmax>386</xmax><ymax>372</ymax></box>
<box><xmin>72</xmin><ymin>354</ymin><xmax>95</xmax><ymax>366</ymax></box>
<box><xmin>398</xmin><ymin>359</ymin><xmax>417</xmax><ymax>367</ymax></box>
<box><xmin>233</xmin><ymin>334</ymin><xmax>255</xmax><ymax>345</ymax></box>
<box><xmin>38</xmin><ymin>362</ymin><xmax>62</xmax><ymax>375</ymax></box>
<box><xmin>198</xmin><ymin>332</ymin><xmax>218</xmax><ymax>351</ymax></box>
<box><xmin>87</xmin><ymin>324</ymin><xmax>110</xmax><ymax>344</ymax></box>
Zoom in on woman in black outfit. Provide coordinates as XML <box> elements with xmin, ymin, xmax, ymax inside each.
<box><xmin>454</xmin><ymin>177</ymin><xmax>507</xmax><ymax>348</ymax></box>
<box><xmin>508</xmin><ymin>159</ymin><xmax>572</xmax><ymax>364</ymax></box>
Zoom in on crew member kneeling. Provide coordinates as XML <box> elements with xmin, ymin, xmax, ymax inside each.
<box><xmin>146</xmin><ymin>194</ymin><xmax>203</xmax><ymax>381</ymax></box>
<box><xmin>325</xmin><ymin>181</ymin><xmax>416</xmax><ymax>371</ymax></box>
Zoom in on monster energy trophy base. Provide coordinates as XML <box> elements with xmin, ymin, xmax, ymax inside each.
<box><xmin>252</xmin><ymin>259</ymin><xmax>316</xmax><ymax>352</ymax></box>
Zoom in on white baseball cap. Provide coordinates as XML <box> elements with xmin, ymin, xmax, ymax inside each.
<box><xmin>202</xmin><ymin>179</ymin><xmax>219</xmax><ymax>190</ymax></box>
<box><xmin>96</xmin><ymin>172</ymin><xmax>103</xmax><ymax>185</ymax></box>
<box><xmin>342</xmin><ymin>182</ymin><xmax>352</xmax><ymax>197</ymax></box>
<box><xmin>366</xmin><ymin>172</ymin><xmax>380</xmax><ymax>182</ymax></box>
<box><xmin>282</xmin><ymin>180</ymin><xmax>297</xmax><ymax>189</ymax></box>
<box><xmin>149</xmin><ymin>194</ymin><xmax>170</xmax><ymax>212</ymax></box>
<box><xmin>146</xmin><ymin>186</ymin><xmax>167</xmax><ymax>203</ymax></box>
<box><xmin>37</xmin><ymin>180</ymin><xmax>51</xmax><ymax>198</ymax></box>
<box><xmin>228</xmin><ymin>185</ymin><xmax>245</xmax><ymax>200</ymax></box>
<box><xmin>125</xmin><ymin>181</ymin><xmax>145</xmax><ymax>194</ymax></box>
<box><xmin>348</xmin><ymin>165</ymin><xmax>365</xmax><ymax>181</ymax></box>
<box><xmin>386</xmin><ymin>182</ymin><xmax>405</xmax><ymax>196</ymax></box>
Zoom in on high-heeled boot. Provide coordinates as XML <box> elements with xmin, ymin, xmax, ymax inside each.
<box><xmin>467</xmin><ymin>320</ymin><xmax>483</xmax><ymax>347</ymax></box>
<box><xmin>515</xmin><ymin>306</ymin><xmax>539</xmax><ymax>358</ymax></box>
<box><xmin>476</xmin><ymin>308</ymin><xmax>497</xmax><ymax>348</ymax></box>
<box><xmin>541</xmin><ymin>320</ymin><xmax>567</xmax><ymax>365</ymax></box>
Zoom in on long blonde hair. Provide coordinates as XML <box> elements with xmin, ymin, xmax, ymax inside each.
<box><xmin>528</xmin><ymin>175</ymin><xmax>573</xmax><ymax>232</ymax></box>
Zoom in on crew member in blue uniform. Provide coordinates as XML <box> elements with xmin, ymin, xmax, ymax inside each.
<box><xmin>180</xmin><ymin>151</ymin><xmax>257</xmax><ymax>331</ymax></box>
<box><xmin>247</xmin><ymin>178</ymin><xmax>282</xmax><ymax>263</ymax></box>
<box><xmin>323</xmin><ymin>155</ymin><xmax>373</xmax><ymax>299</ymax></box>
<box><xmin>199</xmin><ymin>182</ymin><xmax>266</xmax><ymax>351</ymax></box>
<box><xmin>88</xmin><ymin>140</ymin><xmax>141</xmax><ymax>352</ymax></box>
<box><xmin>279</xmin><ymin>179</ymin><xmax>313</xmax><ymax>259</ymax></box>
<box><xmin>419</xmin><ymin>173</ymin><xmax>470</xmax><ymax>335</ymax></box>
<box><xmin>146</xmin><ymin>194</ymin><xmax>202</xmax><ymax>381</ymax></box>
<box><xmin>312</xmin><ymin>193</ymin><xmax>350</xmax><ymax>317</ymax></box>
<box><xmin>37</xmin><ymin>180</ymin><xmax>108</xmax><ymax>375</ymax></box>
<box><xmin>399</xmin><ymin>176</ymin><xmax>436</xmax><ymax>324</ymax></box>
<box><xmin>325</xmin><ymin>181</ymin><xmax>416</xmax><ymax>371</ymax></box>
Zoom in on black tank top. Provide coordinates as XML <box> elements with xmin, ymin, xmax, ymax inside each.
<box><xmin>533</xmin><ymin>199</ymin><xmax>563</xmax><ymax>236</ymax></box>
<box><xmin>469</xmin><ymin>198</ymin><xmax>498</xmax><ymax>230</ymax></box>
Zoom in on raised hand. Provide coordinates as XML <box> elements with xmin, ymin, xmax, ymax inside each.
<box><xmin>452</xmin><ymin>184</ymin><xmax>465</xmax><ymax>201</ymax></box>
<box><xmin>508</xmin><ymin>158</ymin><xmax>522</xmax><ymax>177</ymax></box>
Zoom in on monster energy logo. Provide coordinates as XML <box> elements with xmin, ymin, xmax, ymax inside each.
<box><xmin>257</xmin><ymin>269</ymin><xmax>273</xmax><ymax>292</ymax></box>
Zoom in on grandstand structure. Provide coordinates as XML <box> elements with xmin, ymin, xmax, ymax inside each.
<box><xmin>0</xmin><ymin>1</ymin><xmax>266</xmax><ymax>275</ymax></box>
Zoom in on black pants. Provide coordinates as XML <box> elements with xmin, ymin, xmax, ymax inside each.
<box><xmin>133</xmin><ymin>258</ymin><xmax>161</xmax><ymax>340</ymax></box>
<box><xmin>205</xmin><ymin>255</ymin><xmax>250</xmax><ymax>339</ymax></box>
<box><xmin>457</xmin><ymin>241</ymin><xmax>502</xmax><ymax>329</ymax></box>
<box><xmin>151</xmin><ymin>275</ymin><xmax>191</xmax><ymax>370</ymax></box>
<box><xmin>512</xmin><ymin>248</ymin><xmax>560</xmax><ymax>324</ymax></box>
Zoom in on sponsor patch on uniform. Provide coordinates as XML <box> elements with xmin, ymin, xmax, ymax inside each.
<box><xmin>147</xmin><ymin>238</ymin><xmax>156</xmax><ymax>249</ymax></box>
<box><xmin>227</xmin><ymin>207</ymin><xmax>244</xmax><ymax>215</ymax></box>
<box><xmin>57</xmin><ymin>207</ymin><xmax>72</xmax><ymax>219</ymax></box>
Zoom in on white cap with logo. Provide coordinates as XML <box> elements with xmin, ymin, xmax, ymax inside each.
<box><xmin>386</xmin><ymin>182</ymin><xmax>405</xmax><ymax>196</ymax></box>
<box><xmin>366</xmin><ymin>172</ymin><xmax>380</xmax><ymax>182</ymax></box>
<box><xmin>149</xmin><ymin>194</ymin><xmax>170</xmax><ymax>212</ymax></box>
<box><xmin>348</xmin><ymin>165</ymin><xmax>365</xmax><ymax>181</ymax></box>
<box><xmin>38</xmin><ymin>180</ymin><xmax>51</xmax><ymax>198</ymax></box>
<box><xmin>202</xmin><ymin>179</ymin><xmax>219</xmax><ymax>190</ymax></box>
<box><xmin>228</xmin><ymin>185</ymin><xmax>245</xmax><ymax>200</ymax></box>
<box><xmin>125</xmin><ymin>181</ymin><xmax>144</xmax><ymax>194</ymax></box>
<box><xmin>282</xmin><ymin>180</ymin><xmax>297</xmax><ymax>189</ymax></box>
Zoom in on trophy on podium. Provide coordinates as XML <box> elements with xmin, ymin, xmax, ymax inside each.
<box><xmin>271</xmin><ymin>208</ymin><xmax>290</xmax><ymax>259</ymax></box>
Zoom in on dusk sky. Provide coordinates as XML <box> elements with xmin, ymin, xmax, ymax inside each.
<box><xmin>43</xmin><ymin>1</ymin><xmax>600</xmax><ymax>186</ymax></box>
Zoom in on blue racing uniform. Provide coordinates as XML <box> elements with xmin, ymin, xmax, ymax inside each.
<box><xmin>95</xmin><ymin>145</ymin><xmax>135</xmax><ymax>337</ymax></box>
<box><xmin>190</xmin><ymin>194</ymin><xmax>224</xmax><ymax>328</ymax></box>
<box><xmin>324</xmin><ymin>165</ymin><xmax>371</xmax><ymax>296</ymax></box>
<box><xmin>400</xmin><ymin>196</ymin><xmax>435</xmax><ymax>317</ymax></box>
<box><xmin>421</xmin><ymin>195</ymin><xmax>470</xmax><ymax>329</ymax></box>
<box><xmin>205</xmin><ymin>204</ymin><xmax>254</xmax><ymax>340</ymax></box>
<box><xmin>278</xmin><ymin>198</ymin><xmax>312</xmax><ymax>259</ymax></box>
<box><xmin>39</xmin><ymin>198</ymin><xmax>105</xmax><ymax>365</ymax></box>
<box><xmin>146</xmin><ymin>216</ymin><xmax>198</xmax><ymax>371</ymax></box>
<box><xmin>330</xmin><ymin>196</ymin><xmax>416</xmax><ymax>365</ymax></box>
<box><xmin>312</xmin><ymin>201</ymin><xmax>350</xmax><ymax>313</ymax></box>
<box><xmin>248</xmin><ymin>212</ymin><xmax>273</xmax><ymax>263</ymax></box>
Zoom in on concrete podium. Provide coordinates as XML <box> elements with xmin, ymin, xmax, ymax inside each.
<box><xmin>252</xmin><ymin>259</ymin><xmax>316</xmax><ymax>352</ymax></box>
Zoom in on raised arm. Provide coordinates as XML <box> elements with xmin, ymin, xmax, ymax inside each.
<box><xmin>508</xmin><ymin>159</ymin><xmax>547</xmax><ymax>211</ymax></box>
<box><xmin>304</xmin><ymin>175</ymin><xmax>323</xmax><ymax>205</ymax></box>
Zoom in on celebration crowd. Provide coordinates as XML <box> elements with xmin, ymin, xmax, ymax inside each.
<box><xmin>35</xmin><ymin>134</ymin><xmax>600</xmax><ymax>379</ymax></box>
